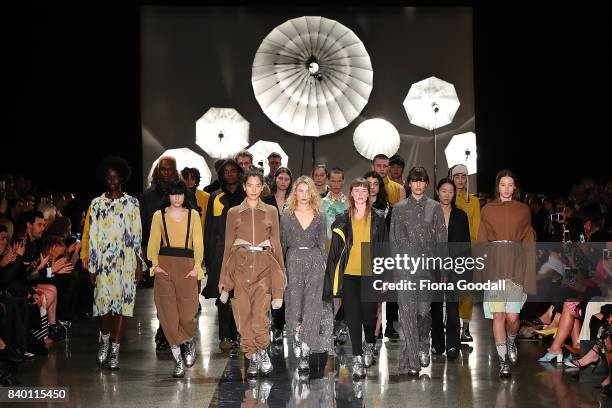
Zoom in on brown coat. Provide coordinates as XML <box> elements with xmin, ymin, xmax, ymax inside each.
<box><xmin>219</xmin><ymin>198</ymin><xmax>286</xmax><ymax>299</ymax></box>
<box><xmin>474</xmin><ymin>199</ymin><xmax>537</xmax><ymax>294</ymax></box>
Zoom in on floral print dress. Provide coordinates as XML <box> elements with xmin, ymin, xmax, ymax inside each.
<box><xmin>88</xmin><ymin>193</ymin><xmax>142</xmax><ymax>317</ymax></box>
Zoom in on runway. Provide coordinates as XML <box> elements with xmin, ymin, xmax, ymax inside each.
<box><xmin>6</xmin><ymin>288</ymin><xmax>608</xmax><ymax>408</ymax></box>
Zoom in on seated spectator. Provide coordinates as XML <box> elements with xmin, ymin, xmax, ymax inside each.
<box><xmin>38</xmin><ymin>203</ymin><xmax>57</xmax><ymax>232</ymax></box>
<box><xmin>564</xmin><ymin>303</ymin><xmax>612</xmax><ymax>391</ymax></box>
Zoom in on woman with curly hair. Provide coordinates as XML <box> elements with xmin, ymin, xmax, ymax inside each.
<box><xmin>86</xmin><ymin>156</ymin><xmax>142</xmax><ymax>370</ymax></box>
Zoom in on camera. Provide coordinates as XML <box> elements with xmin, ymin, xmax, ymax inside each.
<box><xmin>550</xmin><ymin>213</ymin><xmax>563</xmax><ymax>222</ymax></box>
<box><xmin>605</xmin><ymin>248</ymin><xmax>612</xmax><ymax>261</ymax></box>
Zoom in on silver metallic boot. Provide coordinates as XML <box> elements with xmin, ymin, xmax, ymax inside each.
<box><xmin>407</xmin><ymin>368</ymin><xmax>420</xmax><ymax>376</ymax></box>
<box><xmin>293</xmin><ymin>327</ymin><xmax>302</xmax><ymax>358</ymax></box>
<box><xmin>97</xmin><ymin>332</ymin><xmax>110</xmax><ymax>365</ymax></box>
<box><xmin>106</xmin><ymin>343</ymin><xmax>120</xmax><ymax>370</ymax></box>
<box><xmin>363</xmin><ymin>343</ymin><xmax>376</xmax><ymax>368</ymax></box>
<box><xmin>419</xmin><ymin>351</ymin><xmax>431</xmax><ymax>368</ymax></box>
<box><xmin>259</xmin><ymin>349</ymin><xmax>273</xmax><ymax>375</ymax></box>
<box><xmin>257</xmin><ymin>379</ymin><xmax>273</xmax><ymax>403</ymax></box>
<box><xmin>248</xmin><ymin>378</ymin><xmax>259</xmax><ymax>399</ymax></box>
<box><xmin>352</xmin><ymin>379</ymin><xmax>364</xmax><ymax>399</ymax></box>
<box><xmin>352</xmin><ymin>355</ymin><xmax>366</xmax><ymax>379</ymax></box>
<box><xmin>298</xmin><ymin>343</ymin><xmax>310</xmax><ymax>373</ymax></box>
<box><xmin>499</xmin><ymin>355</ymin><xmax>512</xmax><ymax>377</ymax></box>
<box><xmin>173</xmin><ymin>351</ymin><xmax>185</xmax><ymax>378</ymax></box>
<box><xmin>182</xmin><ymin>339</ymin><xmax>196</xmax><ymax>368</ymax></box>
<box><xmin>247</xmin><ymin>352</ymin><xmax>260</xmax><ymax>377</ymax></box>
<box><xmin>507</xmin><ymin>341</ymin><xmax>518</xmax><ymax>365</ymax></box>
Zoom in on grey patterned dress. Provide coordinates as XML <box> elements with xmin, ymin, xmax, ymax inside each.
<box><xmin>390</xmin><ymin>195</ymin><xmax>447</xmax><ymax>372</ymax></box>
<box><xmin>280</xmin><ymin>212</ymin><xmax>334</xmax><ymax>354</ymax></box>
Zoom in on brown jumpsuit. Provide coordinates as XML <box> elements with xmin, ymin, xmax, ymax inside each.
<box><xmin>219</xmin><ymin>199</ymin><xmax>286</xmax><ymax>357</ymax></box>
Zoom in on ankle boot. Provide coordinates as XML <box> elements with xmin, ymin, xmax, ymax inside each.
<box><xmin>97</xmin><ymin>332</ymin><xmax>110</xmax><ymax>365</ymax></box>
<box><xmin>173</xmin><ymin>351</ymin><xmax>185</xmax><ymax>378</ymax></box>
<box><xmin>107</xmin><ymin>343</ymin><xmax>120</xmax><ymax>370</ymax></box>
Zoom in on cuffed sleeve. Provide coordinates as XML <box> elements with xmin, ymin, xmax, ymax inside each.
<box><xmin>218</xmin><ymin>208</ymin><xmax>236</xmax><ymax>292</ymax></box>
<box><xmin>191</xmin><ymin>210</ymin><xmax>205</xmax><ymax>280</ymax></box>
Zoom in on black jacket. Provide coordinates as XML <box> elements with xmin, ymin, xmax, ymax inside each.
<box><xmin>203</xmin><ymin>180</ymin><xmax>221</xmax><ymax>195</ymax></box>
<box><xmin>0</xmin><ymin>255</ymin><xmax>33</xmax><ymax>296</ymax></box>
<box><xmin>262</xmin><ymin>195</ymin><xmax>280</xmax><ymax>213</ymax></box>
<box><xmin>448</xmin><ymin>207</ymin><xmax>470</xmax><ymax>244</ymax></box>
<box><xmin>201</xmin><ymin>162</ymin><xmax>246</xmax><ymax>298</ymax></box>
<box><xmin>447</xmin><ymin>207</ymin><xmax>472</xmax><ymax>282</ymax></box>
<box><xmin>323</xmin><ymin>208</ymin><xmax>387</xmax><ymax>301</ymax></box>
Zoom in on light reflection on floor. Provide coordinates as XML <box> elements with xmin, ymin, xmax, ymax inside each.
<box><xmin>4</xmin><ymin>288</ymin><xmax>610</xmax><ymax>408</ymax></box>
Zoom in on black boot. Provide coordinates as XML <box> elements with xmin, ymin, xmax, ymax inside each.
<box><xmin>385</xmin><ymin>323</ymin><xmax>399</xmax><ymax>339</ymax></box>
<box><xmin>155</xmin><ymin>327</ymin><xmax>169</xmax><ymax>351</ymax></box>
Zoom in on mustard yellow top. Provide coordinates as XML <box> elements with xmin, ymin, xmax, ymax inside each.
<box><xmin>194</xmin><ymin>188</ymin><xmax>209</xmax><ymax>236</ymax></box>
<box><xmin>147</xmin><ymin>208</ymin><xmax>204</xmax><ymax>279</ymax></box>
<box><xmin>80</xmin><ymin>206</ymin><xmax>92</xmax><ymax>261</ymax></box>
<box><xmin>384</xmin><ymin>177</ymin><xmax>404</xmax><ymax>206</ymax></box>
<box><xmin>345</xmin><ymin>213</ymin><xmax>371</xmax><ymax>276</ymax></box>
<box><xmin>455</xmin><ymin>191</ymin><xmax>481</xmax><ymax>242</ymax></box>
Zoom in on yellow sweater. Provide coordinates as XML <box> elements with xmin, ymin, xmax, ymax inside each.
<box><xmin>345</xmin><ymin>214</ymin><xmax>371</xmax><ymax>276</ymax></box>
<box><xmin>384</xmin><ymin>177</ymin><xmax>403</xmax><ymax>206</ymax></box>
<box><xmin>455</xmin><ymin>191</ymin><xmax>481</xmax><ymax>242</ymax></box>
<box><xmin>147</xmin><ymin>209</ymin><xmax>204</xmax><ymax>279</ymax></box>
<box><xmin>80</xmin><ymin>206</ymin><xmax>92</xmax><ymax>261</ymax></box>
<box><xmin>194</xmin><ymin>189</ymin><xmax>210</xmax><ymax>236</ymax></box>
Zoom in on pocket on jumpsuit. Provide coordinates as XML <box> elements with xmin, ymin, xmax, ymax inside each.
<box><xmin>155</xmin><ymin>258</ymin><xmax>173</xmax><ymax>297</ymax></box>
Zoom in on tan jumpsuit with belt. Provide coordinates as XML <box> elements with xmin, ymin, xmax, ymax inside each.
<box><xmin>219</xmin><ymin>199</ymin><xmax>286</xmax><ymax>357</ymax></box>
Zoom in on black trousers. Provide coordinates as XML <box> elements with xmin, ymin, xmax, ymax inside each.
<box><xmin>271</xmin><ymin>303</ymin><xmax>285</xmax><ymax>331</ymax></box>
<box><xmin>431</xmin><ymin>290</ymin><xmax>460</xmax><ymax>351</ymax></box>
<box><xmin>342</xmin><ymin>275</ymin><xmax>377</xmax><ymax>356</ymax></box>
<box><xmin>0</xmin><ymin>293</ymin><xmax>30</xmax><ymax>351</ymax></box>
<box><xmin>386</xmin><ymin>301</ymin><xmax>398</xmax><ymax>324</ymax></box>
<box><xmin>39</xmin><ymin>274</ymin><xmax>77</xmax><ymax>321</ymax></box>
<box><xmin>217</xmin><ymin>298</ymin><xmax>238</xmax><ymax>341</ymax></box>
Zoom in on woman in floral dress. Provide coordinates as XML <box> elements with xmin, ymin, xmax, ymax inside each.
<box><xmin>86</xmin><ymin>156</ymin><xmax>142</xmax><ymax>370</ymax></box>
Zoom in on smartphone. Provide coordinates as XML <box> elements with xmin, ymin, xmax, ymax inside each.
<box><xmin>579</xmin><ymin>234</ymin><xmax>586</xmax><ymax>244</ymax></box>
<box><xmin>605</xmin><ymin>249</ymin><xmax>612</xmax><ymax>260</ymax></box>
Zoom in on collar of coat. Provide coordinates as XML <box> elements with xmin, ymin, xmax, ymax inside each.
<box><xmin>237</xmin><ymin>198</ymin><xmax>267</xmax><ymax>213</ymax></box>
<box><xmin>407</xmin><ymin>194</ymin><xmax>428</xmax><ymax>206</ymax></box>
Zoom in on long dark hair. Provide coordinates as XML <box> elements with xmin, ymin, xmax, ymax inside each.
<box><xmin>363</xmin><ymin>171</ymin><xmax>388</xmax><ymax>211</ymax></box>
<box><xmin>435</xmin><ymin>177</ymin><xmax>457</xmax><ymax>208</ymax></box>
<box><xmin>161</xmin><ymin>179</ymin><xmax>193</xmax><ymax>211</ymax></box>
<box><xmin>271</xmin><ymin>167</ymin><xmax>293</xmax><ymax>198</ymax></box>
<box><xmin>494</xmin><ymin>169</ymin><xmax>521</xmax><ymax>201</ymax></box>
<box><xmin>405</xmin><ymin>165</ymin><xmax>429</xmax><ymax>196</ymax></box>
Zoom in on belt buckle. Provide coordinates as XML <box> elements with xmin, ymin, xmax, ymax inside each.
<box><xmin>298</xmin><ymin>247</ymin><xmax>309</xmax><ymax>250</ymax></box>
<box><xmin>248</xmin><ymin>246</ymin><xmax>263</xmax><ymax>252</ymax></box>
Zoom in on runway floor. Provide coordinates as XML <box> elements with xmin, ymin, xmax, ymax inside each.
<box><xmin>4</xmin><ymin>288</ymin><xmax>609</xmax><ymax>407</ymax></box>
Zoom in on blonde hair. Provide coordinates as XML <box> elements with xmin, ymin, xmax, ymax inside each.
<box><xmin>348</xmin><ymin>178</ymin><xmax>372</xmax><ymax>219</ymax></box>
<box><xmin>285</xmin><ymin>176</ymin><xmax>322</xmax><ymax>215</ymax></box>
<box><xmin>38</xmin><ymin>203</ymin><xmax>57</xmax><ymax>221</ymax></box>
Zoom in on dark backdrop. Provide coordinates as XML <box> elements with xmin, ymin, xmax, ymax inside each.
<box><xmin>140</xmin><ymin>6</ymin><xmax>475</xmax><ymax>192</ymax></box>
<box><xmin>4</xmin><ymin>1</ymin><xmax>609</xmax><ymax>198</ymax></box>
